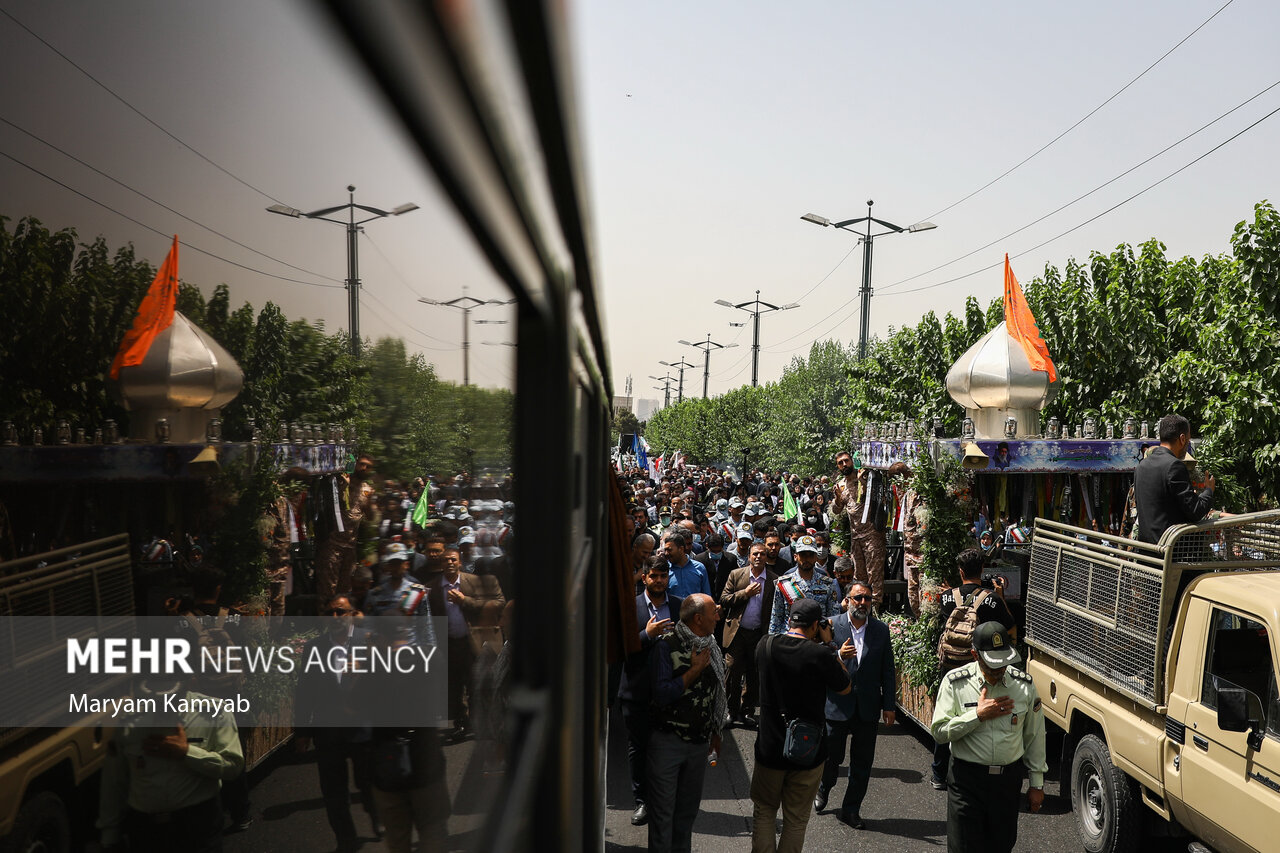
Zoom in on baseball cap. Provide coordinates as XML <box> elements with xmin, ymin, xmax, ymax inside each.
<box><xmin>382</xmin><ymin>542</ymin><xmax>410</xmax><ymax>563</ymax></box>
<box><xmin>729</xmin><ymin>497</ymin><xmax>745</xmax><ymax>509</ymax></box>
<box><xmin>794</xmin><ymin>535</ymin><xmax>819</xmax><ymax>554</ymax></box>
<box><xmin>973</xmin><ymin>622</ymin><xmax>1020</xmax><ymax>668</ymax></box>
<box><xmin>459</xmin><ymin>534</ymin><xmax>476</xmax><ymax>546</ymax></box>
<box><xmin>736</xmin><ymin>521</ymin><xmax>754</xmax><ymax>539</ymax></box>
<box><xmin>716</xmin><ymin>498</ymin><xmax>729</xmax><ymax>511</ymax></box>
<box><xmin>789</xmin><ymin>598</ymin><xmax>823</xmax><ymax>628</ymax></box>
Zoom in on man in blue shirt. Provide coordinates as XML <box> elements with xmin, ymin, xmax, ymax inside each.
<box><xmin>664</xmin><ymin>528</ymin><xmax>711</xmax><ymax>599</ymax></box>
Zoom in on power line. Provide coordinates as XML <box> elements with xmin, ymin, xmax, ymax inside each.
<box><xmin>0</xmin><ymin>6</ymin><xmax>288</xmax><ymax>205</ymax></box>
<box><xmin>361</xmin><ymin>287</ymin><xmax>456</xmax><ymax>352</ymax></box>
<box><xmin>0</xmin><ymin>147</ymin><xmax>345</xmax><ymax>289</ymax></box>
<box><xmin>360</xmin><ymin>232</ymin><xmax>457</xmax><ymax>346</ymax></box>
<box><xmin>0</xmin><ymin>114</ymin><xmax>342</xmax><ymax>285</ymax></box>
<box><xmin>880</xmin><ymin>77</ymin><xmax>1280</xmax><ymax>295</ymax></box>
<box><xmin>793</xmin><ymin>241</ymin><xmax>860</xmax><ymax>304</ymax></box>
<box><xmin>922</xmin><ymin>0</ymin><xmax>1238</xmax><ymax>221</ymax></box>
<box><xmin>888</xmin><ymin>100</ymin><xmax>1280</xmax><ymax>298</ymax></box>
<box><xmin>767</xmin><ymin>306</ymin><xmax>861</xmax><ymax>356</ymax></box>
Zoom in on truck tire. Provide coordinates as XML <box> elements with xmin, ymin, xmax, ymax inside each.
<box><xmin>1070</xmin><ymin>734</ymin><xmax>1140</xmax><ymax>853</ymax></box>
<box><xmin>0</xmin><ymin>791</ymin><xmax>71</xmax><ymax>853</ymax></box>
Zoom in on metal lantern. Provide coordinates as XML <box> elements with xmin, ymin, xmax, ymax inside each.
<box><xmin>74</xmin><ymin>427</ymin><xmax>86</xmax><ymax>444</ymax></box>
<box><xmin>1105</xmin><ymin>422</ymin><xmax>1114</xmax><ymax>440</ymax></box>
<box><xmin>932</xmin><ymin>416</ymin><xmax>943</xmax><ymax>438</ymax></box>
<box><xmin>155</xmin><ymin>418</ymin><xmax>171</xmax><ymax>444</ymax></box>
<box><xmin>93</xmin><ymin>428</ymin><xmax>103</xmax><ymax>445</ymax></box>
<box><xmin>248</xmin><ymin>417</ymin><xmax>260</xmax><ymax>443</ymax></box>
<box><xmin>32</xmin><ymin>427</ymin><xmax>43</xmax><ymax>446</ymax></box>
<box><xmin>905</xmin><ymin>420</ymin><xmax>916</xmax><ymax>440</ymax></box>
<box><xmin>1083</xmin><ymin>416</ymin><xmax>1097</xmax><ymax>439</ymax></box>
<box><xmin>1123</xmin><ymin>417</ymin><xmax>1137</xmax><ymax>439</ymax></box>
<box><xmin>206</xmin><ymin>418</ymin><xmax>222</xmax><ymax>444</ymax></box>
<box><xmin>1140</xmin><ymin>421</ymin><xmax>1150</xmax><ymax>440</ymax></box>
<box><xmin>1047</xmin><ymin>416</ymin><xmax>1060</xmax><ymax>440</ymax></box>
<box><xmin>961</xmin><ymin>417</ymin><xmax>975</xmax><ymax>439</ymax></box>
<box><xmin>1</xmin><ymin>421</ymin><xmax>15</xmax><ymax>446</ymax></box>
<box><xmin>289</xmin><ymin>422</ymin><xmax>301</xmax><ymax>444</ymax></box>
<box><xmin>1003</xmin><ymin>416</ymin><xmax>1018</xmax><ymax>438</ymax></box>
<box><xmin>104</xmin><ymin>419</ymin><xmax>119</xmax><ymax>444</ymax></box>
<box><xmin>56</xmin><ymin>419</ymin><xmax>71</xmax><ymax>445</ymax></box>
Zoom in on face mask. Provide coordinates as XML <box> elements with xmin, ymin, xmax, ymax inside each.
<box><xmin>816</xmin><ymin>547</ymin><xmax>829</xmax><ymax>559</ymax></box>
<box><xmin>692</xmin><ymin>534</ymin><xmax>702</xmax><ymax>545</ymax></box>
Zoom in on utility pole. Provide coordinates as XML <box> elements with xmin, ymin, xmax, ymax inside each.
<box><xmin>649</xmin><ymin>374</ymin><xmax>673</xmax><ymax>408</ymax></box>
<box><xmin>680</xmin><ymin>334</ymin><xmax>739</xmax><ymax>398</ymax></box>
<box><xmin>268</xmin><ymin>185</ymin><xmax>418</xmax><ymax>357</ymax></box>
<box><xmin>419</xmin><ymin>288</ymin><xmax>513</xmax><ymax>385</ymax></box>
<box><xmin>802</xmin><ymin>202</ymin><xmax>936</xmax><ymax>361</ymax></box>
<box><xmin>659</xmin><ymin>357</ymin><xmax>696</xmax><ymax>403</ymax></box>
<box><xmin>714</xmin><ymin>291</ymin><xmax>799</xmax><ymax>387</ymax></box>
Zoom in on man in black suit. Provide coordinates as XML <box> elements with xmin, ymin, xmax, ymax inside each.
<box><xmin>295</xmin><ymin>595</ymin><xmax>380</xmax><ymax>851</ymax></box>
<box><xmin>616</xmin><ymin>562</ymin><xmax>683</xmax><ymax>827</ymax></box>
<box><xmin>1135</xmin><ymin>413</ymin><xmax>1215</xmax><ymax>544</ymax></box>
<box><xmin>695</xmin><ymin>533</ymin><xmax>735</xmax><ymax>646</ymax></box>
<box><xmin>814</xmin><ymin>581</ymin><xmax>896</xmax><ymax>829</ymax></box>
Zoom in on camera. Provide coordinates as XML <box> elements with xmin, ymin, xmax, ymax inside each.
<box><xmin>817</xmin><ymin>618</ymin><xmax>832</xmax><ymax>632</ymax></box>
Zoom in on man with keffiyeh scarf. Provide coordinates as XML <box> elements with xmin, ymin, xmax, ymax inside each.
<box><xmin>646</xmin><ymin>593</ymin><xmax>726</xmax><ymax>853</ymax></box>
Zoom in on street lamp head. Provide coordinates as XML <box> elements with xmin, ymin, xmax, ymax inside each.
<box><xmin>714</xmin><ymin>299</ymin><xmax>736</xmax><ymax>309</ymax></box>
<box><xmin>266</xmin><ymin>203</ymin><xmax>303</xmax><ymax>218</ymax></box>
<box><xmin>677</xmin><ymin>339</ymin><xmax>693</xmax><ymax>347</ymax></box>
<box><xmin>780</xmin><ymin>302</ymin><xmax>800</xmax><ymax>311</ymax></box>
<box><xmin>659</xmin><ymin>360</ymin><xmax>673</xmax><ymax>367</ymax></box>
<box><xmin>418</xmin><ymin>297</ymin><xmax>441</xmax><ymax>305</ymax></box>
<box><xmin>724</xmin><ymin>342</ymin><xmax>739</xmax><ymax>349</ymax></box>
<box><xmin>907</xmin><ymin>221</ymin><xmax>937</xmax><ymax>233</ymax></box>
<box><xmin>800</xmin><ymin>213</ymin><xmax>830</xmax><ymax>227</ymax></box>
<box><xmin>391</xmin><ymin>203</ymin><xmax>420</xmax><ymax>216</ymax></box>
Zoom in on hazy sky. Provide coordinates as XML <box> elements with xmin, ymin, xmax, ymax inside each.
<box><xmin>3</xmin><ymin>1</ymin><xmax>1278</xmax><ymax>405</ymax></box>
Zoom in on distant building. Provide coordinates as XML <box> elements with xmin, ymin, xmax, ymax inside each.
<box><xmin>611</xmin><ymin>395</ymin><xmax>633</xmax><ymax>413</ymax></box>
<box><xmin>635</xmin><ymin>398</ymin><xmax>660</xmax><ymax>421</ymax></box>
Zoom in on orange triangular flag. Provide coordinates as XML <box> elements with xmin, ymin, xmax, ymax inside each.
<box><xmin>1002</xmin><ymin>254</ymin><xmax>1057</xmax><ymax>382</ymax></box>
<box><xmin>110</xmin><ymin>236</ymin><xmax>180</xmax><ymax>379</ymax></box>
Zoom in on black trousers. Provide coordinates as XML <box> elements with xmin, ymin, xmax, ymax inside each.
<box><xmin>820</xmin><ymin>717</ymin><xmax>878</xmax><ymax>816</ymax></box>
<box><xmin>725</xmin><ymin>626</ymin><xmax>763</xmax><ymax>715</ymax></box>
<box><xmin>446</xmin><ymin>634</ymin><xmax>475</xmax><ymax>725</ymax></box>
<box><xmin>316</xmin><ymin>740</ymin><xmax>379</xmax><ymax>840</ymax></box>
<box><xmin>946</xmin><ymin>757</ymin><xmax>1024</xmax><ymax>853</ymax></box>
<box><xmin>125</xmin><ymin>795</ymin><xmax>222</xmax><ymax>853</ymax></box>
<box><xmin>620</xmin><ymin>700</ymin><xmax>650</xmax><ymax>805</ymax></box>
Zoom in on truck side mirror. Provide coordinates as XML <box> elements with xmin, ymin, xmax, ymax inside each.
<box><xmin>1217</xmin><ymin>685</ymin><xmax>1265</xmax><ymax>751</ymax></box>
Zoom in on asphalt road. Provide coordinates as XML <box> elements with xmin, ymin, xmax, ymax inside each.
<box><xmin>604</xmin><ymin>704</ymin><xmax>1085</xmax><ymax>853</ymax></box>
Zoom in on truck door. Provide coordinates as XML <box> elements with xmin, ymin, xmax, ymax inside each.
<box><xmin>1180</xmin><ymin>608</ymin><xmax>1280</xmax><ymax>853</ymax></box>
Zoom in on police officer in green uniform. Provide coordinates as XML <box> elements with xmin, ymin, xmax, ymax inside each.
<box><xmin>931</xmin><ymin>621</ymin><xmax>1046</xmax><ymax>853</ymax></box>
<box><xmin>97</xmin><ymin>677</ymin><xmax>244</xmax><ymax>853</ymax></box>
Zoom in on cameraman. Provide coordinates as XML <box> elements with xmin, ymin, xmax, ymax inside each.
<box><xmin>751</xmin><ymin>599</ymin><xmax>850</xmax><ymax>853</ymax></box>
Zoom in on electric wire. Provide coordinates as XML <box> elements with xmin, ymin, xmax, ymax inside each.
<box><xmin>921</xmin><ymin>0</ymin><xmax>1237</xmax><ymax>222</ymax></box>
<box><xmin>0</xmin><ymin>5</ymin><xmax>288</xmax><ymax>206</ymax></box>
<box><xmin>360</xmin><ymin>286</ymin><xmax>456</xmax><ymax>352</ymax></box>
<box><xmin>0</xmin><ymin>114</ymin><xmax>343</xmax><ymax>285</ymax></box>
<box><xmin>887</xmin><ymin>100</ymin><xmax>1280</xmax><ymax>298</ymax></box>
<box><xmin>880</xmin><ymin>77</ymin><xmax>1280</xmax><ymax>295</ymax></box>
<box><xmin>360</xmin><ymin>232</ymin><xmax>464</xmax><ymax>346</ymax></box>
<box><xmin>0</xmin><ymin>148</ymin><xmax>344</xmax><ymax>288</ymax></box>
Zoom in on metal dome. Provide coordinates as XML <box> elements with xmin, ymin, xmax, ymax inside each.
<box><xmin>946</xmin><ymin>321</ymin><xmax>1059</xmax><ymax>411</ymax></box>
<box><xmin>115</xmin><ymin>311</ymin><xmax>243</xmax><ymax>411</ymax></box>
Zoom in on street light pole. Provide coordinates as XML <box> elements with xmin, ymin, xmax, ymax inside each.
<box><xmin>659</xmin><ymin>357</ymin><xmax>696</xmax><ymax>403</ymax></box>
<box><xmin>714</xmin><ymin>290</ymin><xmax>799</xmax><ymax>387</ymax></box>
<box><xmin>419</xmin><ymin>290</ymin><xmax>514</xmax><ymax>386</ymax></box>
<box><xmin>649</xmin><ymin>374</ymin><xmax>673</xmax><ymax>408</ymax></box>
<box><xmin>801</xmin><ymin>201</ymin><xmax>936</xmax><ymax>361</ymax></box>
<box><xmin>679</xmin><ymin>334</ymin><xmax>739</xmax><ymax>398</ymax></box>
<box><xmin>267</xmin><ymin>185</ymin><xmax>418</xmax><ymax>357</ymax></box>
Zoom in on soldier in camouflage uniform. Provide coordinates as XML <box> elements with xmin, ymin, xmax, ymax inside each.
<box><xmin>646</xmin><ymin>594</ymin><xmax>726</xmax><ymax>853</ymax></box>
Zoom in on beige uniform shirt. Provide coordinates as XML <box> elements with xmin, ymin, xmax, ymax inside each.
<box><xmin>930</xmin><ymin>660</ymin><xmax>1048</xmax><ymax>788</ymax></box>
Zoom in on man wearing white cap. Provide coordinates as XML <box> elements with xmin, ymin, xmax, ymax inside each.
<box><xmin>930</xmin><ymin>622</ymin><xmax>1046</xmax><ymax>853</ymax></box>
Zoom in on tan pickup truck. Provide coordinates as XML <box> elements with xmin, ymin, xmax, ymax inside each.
<box><xmin>1025</xmin><ymin>512</ymin><xmax>1280</xmax><ymax>853</ymax></box>
<box><xmin>0</xmin><ymin>534</ymin><xmax>133</xmax><ymax>853</ymax></box>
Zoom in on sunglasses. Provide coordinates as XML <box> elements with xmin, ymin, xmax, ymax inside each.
<box><xmin>327</xmin><ymin>607</ymin><xmax>352</xmax><ymax>615</ymax></box>
<box><xmin>849</xmin><ymin>595</ymin><xmax>872</xmax><ymax>602</ymax></box>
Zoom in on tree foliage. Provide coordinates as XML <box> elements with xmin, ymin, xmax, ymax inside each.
<box><xmin>646</xmin><ymin>201</ymin><xmax>1280</xmax><ymax>509</ymax></box>
<box><xmin>0</xmin><ymin>217</ymin><xmax>512</xmax><ymax>482</ymax></box>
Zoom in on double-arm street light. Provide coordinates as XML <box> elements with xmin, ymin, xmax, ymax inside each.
<box><xmin>267</xmin><ymin>185</ymin><xmax>418</xmax><ymax>357</ymax></box>
<box><xmin>714</xmin><ymin>291</ymin><xmax>799</xmax><ymax>387</ymax></box>
<box><xmin>419</xmin><ymin>291</ymin><xmax>514</xmax><ymax>386</ymax></box>
<box><xmin>801</xmin><ymin>200</ymin><xmax>936</xmax><ymax>361</ymax></box>
<box><xmin>680</xmin><ymin>334</ymin><xmax>739</xmax><ymax>398</ymax></box>
<box><xmin>659</xmin><ymin>357</ymin><xmax>696</xmax><ymax>403</ymax></box>
<box><xmin>649</xmin><ymin>374</ymin><xmax>674</xmax><ymax>408</ymax></box>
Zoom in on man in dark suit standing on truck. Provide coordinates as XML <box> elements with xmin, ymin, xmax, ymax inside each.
<box><xmin>1135</xmin><ymin>414</ymin><xmax>1215</xmax><ymax>545</ymax></box>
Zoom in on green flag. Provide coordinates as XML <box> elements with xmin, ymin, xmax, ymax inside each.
<box><xmin>783</xmin><ymin>486</ymin><xmax>799</xmax><ymax>522</ymax></box>
<box><xmin>411</xmin><ymin>492</ymin><xmax>430</xmax><ymax>528</ymax></box>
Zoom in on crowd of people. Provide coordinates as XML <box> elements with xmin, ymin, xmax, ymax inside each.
<box><xmin>614</xmin><ymin>457</ymin><xmax>1048</xmax><ymax>853</ymax></box>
